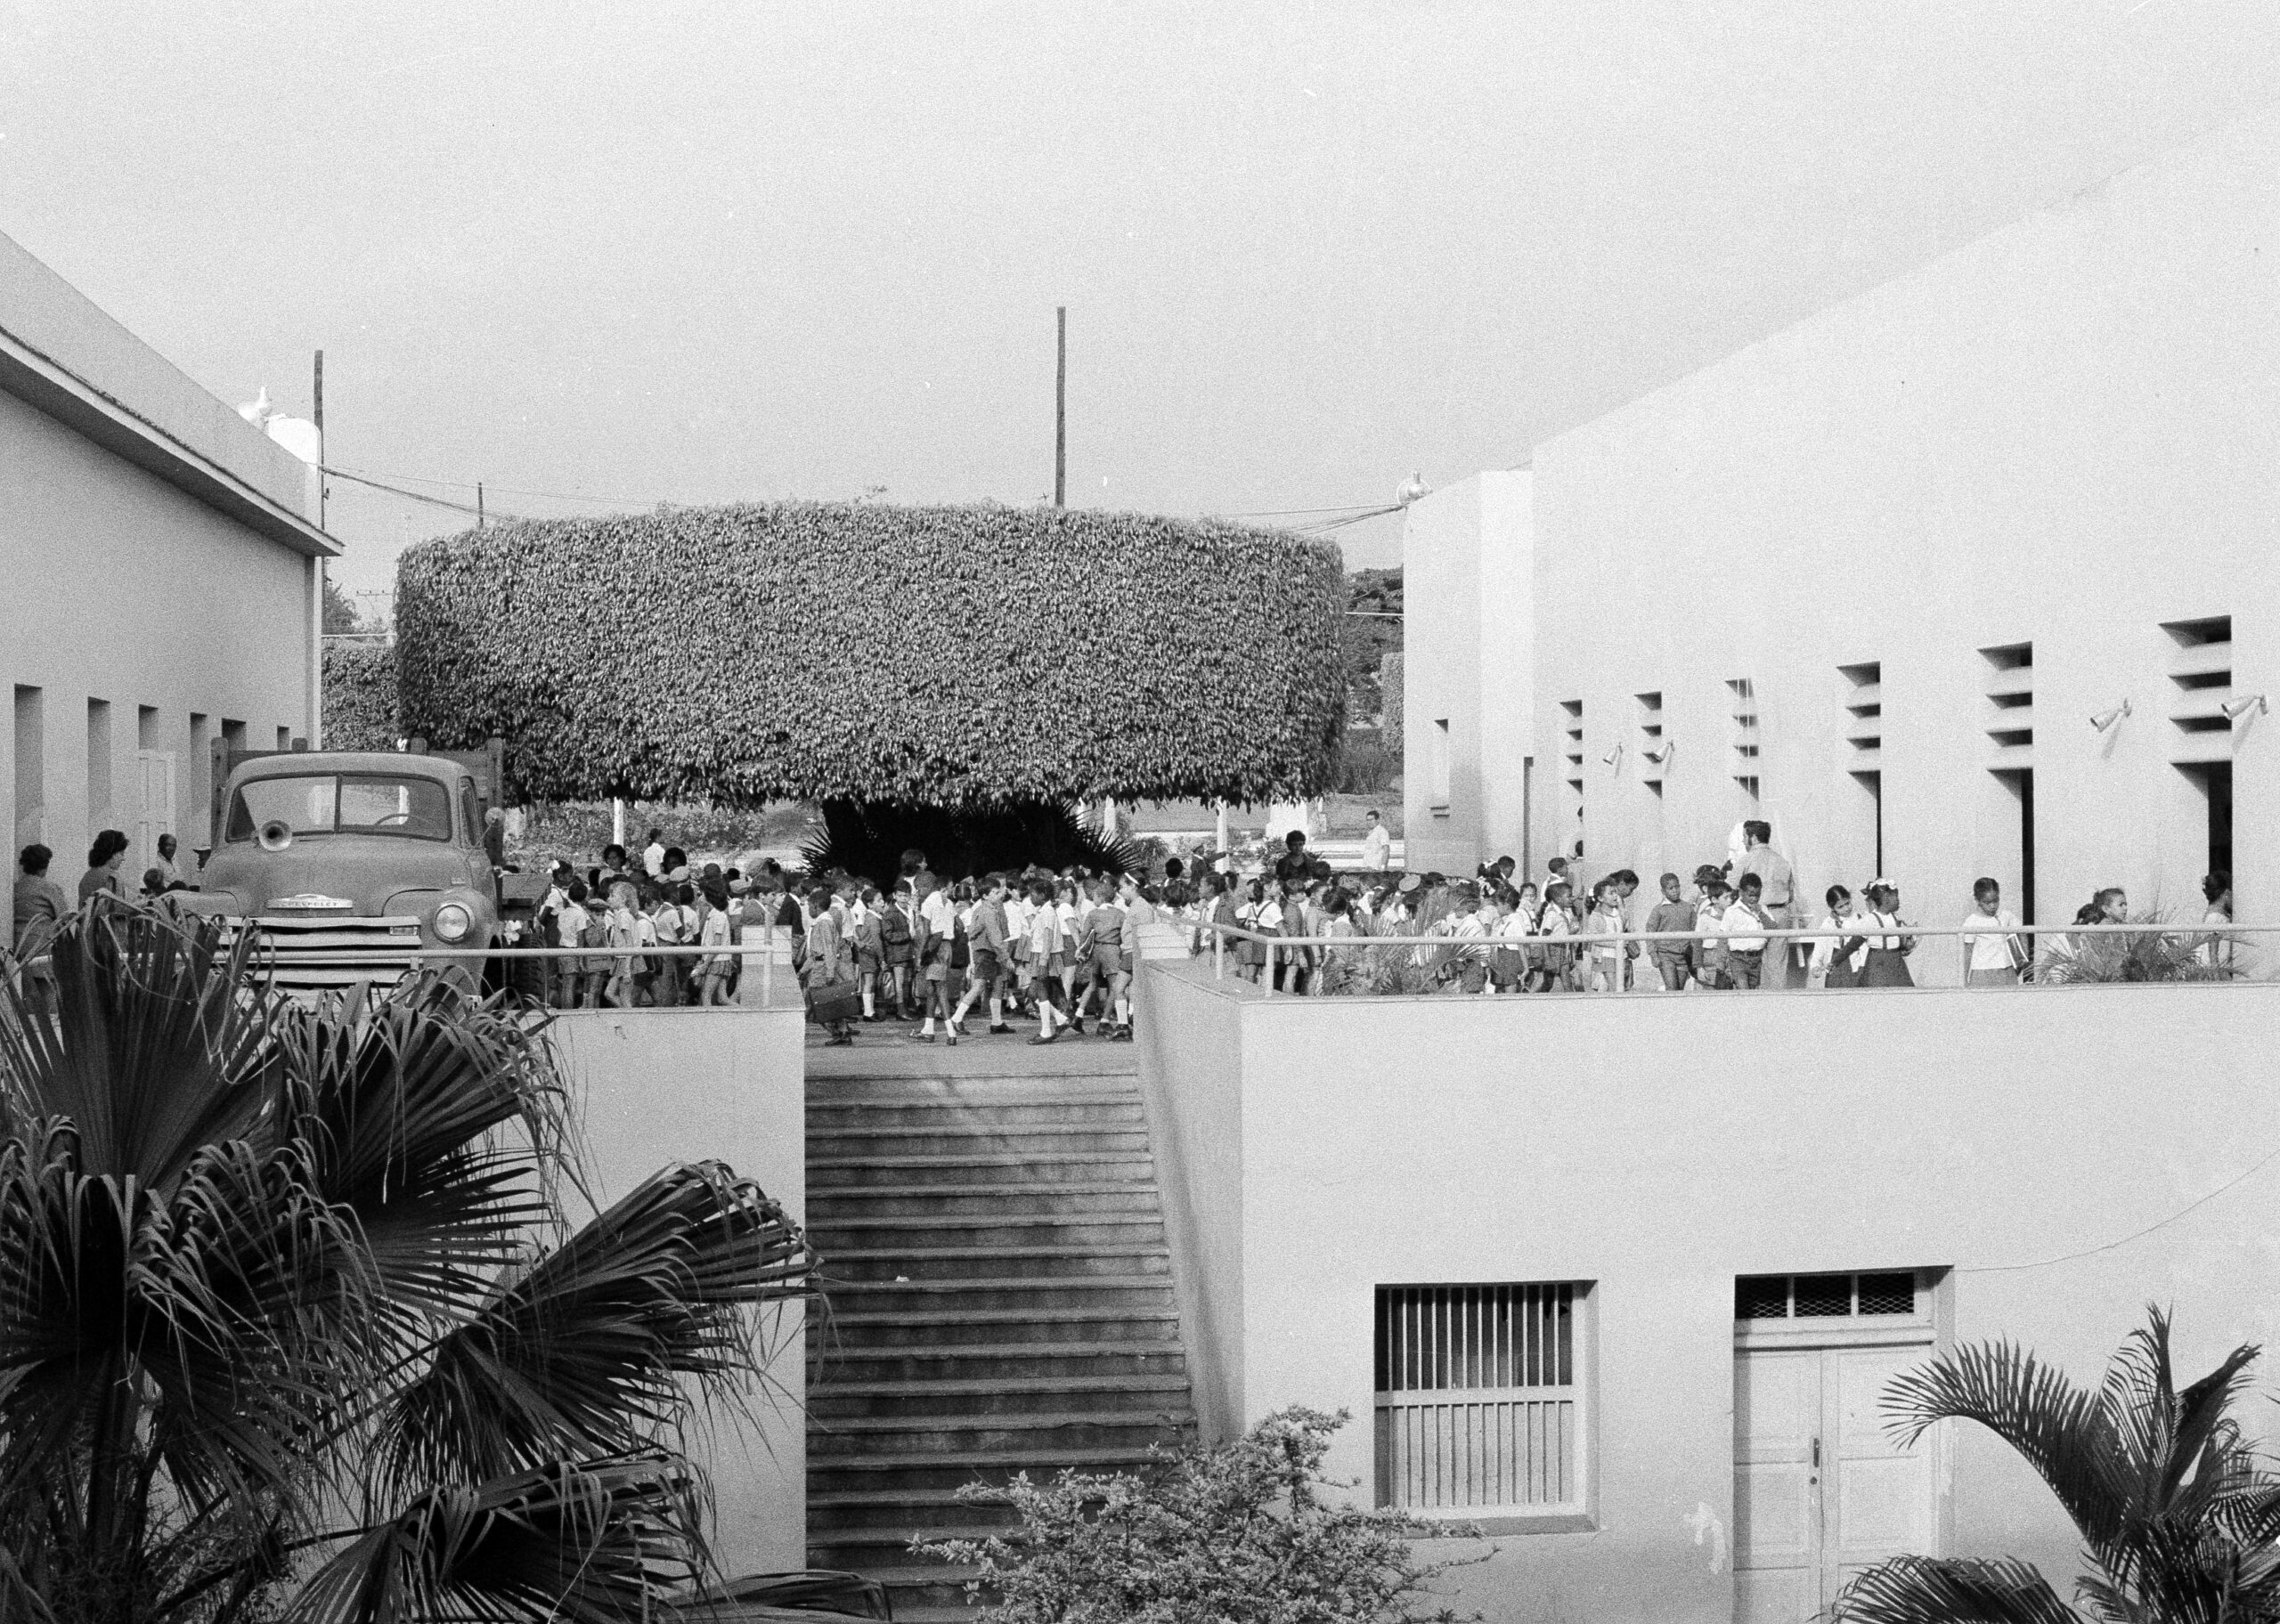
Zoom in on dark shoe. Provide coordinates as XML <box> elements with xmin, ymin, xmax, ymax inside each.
<box><xmin>989</xmin><ymin>1024</ymin><xmax>1014</xmax><ymax>1035</ymax></box>
<box><xmin>946</xmin><ymin>1027</ymin><xmax>959</xmax><ymax>1047</ymax></box>
<box><xmin>1028</xmin><ymin>1030</ymin><xmax>1060</xmax><ymax>1045</ymax></box>
<box><xmin>1109</xmin><ymin>1026</ymin><xmax>1133</xmax><ymax>1042</ymax></box>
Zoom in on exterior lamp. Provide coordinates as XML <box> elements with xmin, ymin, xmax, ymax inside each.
<box><xmin>2222</xmin><ymin>694</ymin><xmax>2268</xmax><ymax>720</ymax></box>
<box><xmin>2089</xmin><ymin>701</ymin><xmax>2132</xmax><ymax>734</ymax></box>
<box><xmin>1602</xmin><ymin>744</ymin><xmax>1624</xmax><ymax>769</ymax></box>
<box><xmin>1642</xmin><ymin>743</ymin><xmax>1673</xmax><ymax>765</ymax></box>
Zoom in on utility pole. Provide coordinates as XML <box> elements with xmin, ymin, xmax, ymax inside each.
<box><xmin>476</xmin><ymin>483</ymin><xmax>485</xmax><ymax>529</ymax></box>
<box><xmin>1054</xmin><ymin>305</ymin><xmax>1066</xmax><ymax>508</ymax></box>
<box><xmin>313</xmin><ymin>350</ymin><xmax>326</xmax><ymax>529</ymax></box>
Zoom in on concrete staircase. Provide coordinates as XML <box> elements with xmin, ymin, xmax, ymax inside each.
<box><xmin>805</xmin><ymin>1057</ymin><xmax>1197</xmax><ymax>1621</ymax></box>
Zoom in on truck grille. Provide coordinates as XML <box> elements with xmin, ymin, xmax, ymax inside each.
<box><xmin>223</xmin><ymin>915</ymin><xmax>426</xmax><ymax>990</ymax></box>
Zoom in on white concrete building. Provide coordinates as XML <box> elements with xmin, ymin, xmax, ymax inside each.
<box><xmin>1405</xmin><ymin>102</ymin><xmax>2280</xmax><ymax>956</ymax></box>
<box><xmin>1</xmin><ymin>230</ymin><xmax>333</xmax><ymax>884</ymax></box>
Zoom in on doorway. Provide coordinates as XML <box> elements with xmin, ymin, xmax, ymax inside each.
<box><xmin>2177</xmin><ymin>762</ymin><xmax>2234</xmax><ymax>888</ymax></box>
<box><xmin>1732</xmin><ymin>1274</ymin><xmax>1942</xmax><ymax>1623</ymax></box>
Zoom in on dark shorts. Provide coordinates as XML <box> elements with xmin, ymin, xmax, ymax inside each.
<box><xmin>884</xmin><ymin>944</ymin><xmax>916</xmax><ymax>967</ymax></box>
<box><xmin>972</xmin><ymin>948</ymin><xmax>1004</xmax><ymax>985</ymax></box>
<box><xmin>1094</xmin><ymin>946</ymin><xmax>1125</xmax><ymax>980</ymax></box>
<box><xmin>857</xmin><ymin>947</ymin><xmax>884</xmax><ymax>973</ymax></box>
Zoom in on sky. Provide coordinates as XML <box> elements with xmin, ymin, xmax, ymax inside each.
<box><xmin>4</xmin><ymin>1</ymin><xmax>2279</xmax><ymax>597</ymax></box>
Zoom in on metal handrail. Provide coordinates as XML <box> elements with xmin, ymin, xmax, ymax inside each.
<box><xmin>1186</xmin><ymin>918</ymin><xmax>2259</xmax><ymax>995</ymax></box>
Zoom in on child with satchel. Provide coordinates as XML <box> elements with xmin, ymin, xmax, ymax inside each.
<box><xmin>799</xmin><ymin>885</ymin><xmax>859</xmax><ymax>1045</ymax></box>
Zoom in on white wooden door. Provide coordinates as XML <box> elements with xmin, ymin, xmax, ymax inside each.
<box><xmin>134</xmin><ymin>750</ymin><xmax>176</xmax><ymax>878</ymax></box>
<box><xmin>1734</xmin><ymin>1342</ymin><xmax>1937</xmax><ymax>1622</ymax></box>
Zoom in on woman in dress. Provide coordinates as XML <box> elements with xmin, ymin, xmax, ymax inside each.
<box><xmin>1854</xmin><ymin>880</ymin><xmax>1918</xmax><ymax>987</ymax></box>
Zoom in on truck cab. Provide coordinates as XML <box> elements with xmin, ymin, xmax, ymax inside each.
<box><xmin>186</xmin><ymin>743</ymin><xmax>522</xmax><ymax>993</ymax></box>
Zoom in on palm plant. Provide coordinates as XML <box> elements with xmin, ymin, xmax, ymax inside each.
<box><xmin>0</xmin><ymin>899</ymin><xmax>816</xmax><ymax>1624</ymax></box>
<box><xmin>2035</xmin><ymin>910</ymin><xmax>2245</xmax><ymax>984</ymax></box>
<box><xmin>1834</xmin><ymin>1308</ymin><xmax>2280</xmax><ymax>1624</ymax></box>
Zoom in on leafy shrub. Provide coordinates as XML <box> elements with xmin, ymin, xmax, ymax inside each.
<box><xmin>1336</xmin><ymin>727</ymin><xmax>1398</xmax><ymax>794</ymax></box>
<box><xmin>920</xmin><ymin>1408</ymin><xmax>1482</xmax><ymax>1623</ymax></box>
<box><xmin>395</xmin><ymin>503</ymin><xmax>1347</xmax><ymax>809</ymax></box>
<box><xmin>2033</xmin><ymin>909</ymin><xmax>2245</xmax><ymax>983</ymax></box>
<box><xmin>322</xmin><ymin>639</ymin><xmax>399</xmax><ymax>751</ymax></box>
<box><xmin>1380</xmin><ymin>651</ymin><xmax>1404</xmax><ymax>743</ymax></box>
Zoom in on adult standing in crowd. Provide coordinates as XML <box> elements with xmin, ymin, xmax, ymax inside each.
<box><xmin>1727</xmin><ymin>821</ymin><xmax>1796</xmax><ymax>983</ymax></box>
<box><xmin>79</xmin><ymin>830</ymin><xmax>129</xmax><ymax>903</ymax></box>
<box><xmin>13</xmin><ymin>844</ymin><xmax>68</xmax><ymax>1008</ymax></box>
<box><xmin>152</xmin><ymin>832</ymin><xmax>184</xmax><ymax>889</ymax></box>
<box><xmin>642</xmin><ymin>827</ymin><xmax>666</xmax><ymax>878</ymax></box>
<box><xmin>1361</xmin><ymin>811</ymin><xmax>1391</xmax><ymax>872</ymax></box>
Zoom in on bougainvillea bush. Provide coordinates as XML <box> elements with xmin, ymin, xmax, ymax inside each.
<box><xmin>322</xmin><ymin>639</ymin><xmax>399</xmax><ymax>751</ymax></box>
<box><xmin>394</xmin><ymin>502</ymin><xmax>1347</xmax><ymax>809</ymax></box>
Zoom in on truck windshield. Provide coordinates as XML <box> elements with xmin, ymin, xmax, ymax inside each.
<box><xmin>226</xmin><ymin>775</ymin><xmax>454</xmax><ymax>841</ymax></box>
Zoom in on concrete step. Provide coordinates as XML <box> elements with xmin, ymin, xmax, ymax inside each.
<box><xmin>808</xmin><ymin>1097</ymin><xmax>1145</xmax><ymax>1130</ymax></box>
<box><xmin>810</xmin><ymin>1308</ymin><xmax>1182</xmax><ymax>1349</ymax></box>
<box><xmin>821</xmin><ymin>1245</ymin><xmax>1171</xmax><ymax>1283</ymax></box>
<box><xmin>809</xmin><ymin>1339</ymin><xmax>1187</xmax><ymax>1384</ymax></box>
<box><xmin>809</xmin><ymin>1533</ymin><xmax>1015</xmax><ymax>1575</ymax></box>
<box><xmin>809</xmin><ymin>1214</ymin><xmax>1168</xmax><ymax>1252</ymax></box>
<box><xmin>810</xmin><ymin>1152</ymin><xmax>1157</xmax><ymax>1188</ymax></box>
<box><xmin>807</xmin><ymin>1442</ymin><xmax>1185</xmax><ymax>1495</ymax></box>
<box><xmin>816</xmin><ymin>1563</ymin><xmax>997</xmax><ymax>1619</ymax></box>
<box><xmin>808</xmin><ymin>1124</ymin><xmax>1153</xmax><ymax>1158</ymax></box>
<box><xmin>809</xmin><ymin>1374</ymin><xmax>1194</xmax><ymax>1420</ymax></box>
<box><xmin>808</xmin><ymin>1181</ymin><xmax>1166</xmax><ymax>1218</ymax></box>
<box><xmin>809</xmin><ymin>1411</ymin><xmax>1195</xmax><ymax>1459</ymax></box>
<box><xmin>808</xmin><ymin>1487</ymin><xmax>1025</xmax><ymax>1536</ymax></box>
<box><xmin>810</xmin><ymin>1071</ymin><xmax>1136</xmax><ymax>1105</ymax></box>
<box><xmin>818</xmin><ymin>1276</ymin><xmax>1177</xmax><ymax>1313</ymax></box>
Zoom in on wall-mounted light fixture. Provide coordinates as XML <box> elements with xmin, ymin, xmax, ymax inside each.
<box><xmin>2089</xmin><ymin>700</ymin><xmax>2133</xmax><ymax>734</ymax></box>
<box><xmin>1642</xmin><ymin>743</ymin><xmax>1673</xmax><ymax>766</ymax></box>
<box><xmin>1602</xmin><ymin>743</ymin><xmax>1624</xmax><ymax>768</ymax></box>
<box><xmin>2222</xmin><ymin>694</ymin><xmax>2268</xmax><ymax>720</ymax></box>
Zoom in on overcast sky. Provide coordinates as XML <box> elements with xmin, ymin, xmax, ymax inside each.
<box><xmin>5</xmin><ymin>1</ymin><xmax>2278</xmax><ymax>592</ymax></box>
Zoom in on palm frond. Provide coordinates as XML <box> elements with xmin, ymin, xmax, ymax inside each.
<box><xmin>373</xmin><ymin>1162</ymin><xmax>816</xmax><ymax>1496</ymax></box>
<box><xmin>1833</xmin><ymin>1555</ymin><xmax>2083</xmax><ymax>1624</ymax></box>
<box><xmin>0</xmin><ymin>903</ymin><xmax>281</xmax><ymax>1189</ymax></box>
<box><xmin>1882</xmin><ymin>1340</ymin><xmax>2128</xmax><ymax>1543</ymax></box>
<box><xmin>266</xmin><ymin>979</ymin><xmax>563</xmax><ymax>1317</ymax></box>
<box><xmin>293</xmin><ymin>1457</ymin><xmax>704</xmax><ymax>1624</ymax></box>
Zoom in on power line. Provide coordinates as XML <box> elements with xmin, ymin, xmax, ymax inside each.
<box><xmin>321</xmin><ymin>466</ymin><xmax>521</xmax><ymax>522</ymax></box>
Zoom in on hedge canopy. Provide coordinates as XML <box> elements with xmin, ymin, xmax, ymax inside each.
<box><xmin>395</xmin><ymin>502</ymin><xmax>1347</xmax><ymax>809</ymax></box>
<box><xmin>322</xmin><ymin>641</ymin><xmax>399</xmax><ymax>752</ymax></box>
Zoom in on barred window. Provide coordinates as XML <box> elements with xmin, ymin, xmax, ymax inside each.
<box><xmin>1373</xmin><ymin>1283</ymin><xmax>1592</xmax><ymax>1517</ymax></box>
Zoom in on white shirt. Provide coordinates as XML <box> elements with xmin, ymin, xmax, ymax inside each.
<box><xmin>1361</xmin><ymin>824</ymin><xmax>1392</xmax><ymax>869</ymax></box>
<box><xmin>642</xmin><ymin>841</ymin><xmax>666</xmax><ymax>878</ymax></box>
<box><xmin>1959</xmin><ymin>908</ymin><xmax>2024</xmax><ymax>971</ymax></box>
<box><xmin>1720</xmin><ymin>899</ymin><xmax>1771</xmax><ymax>954</ymax></box>
<box><xmin>920</xmin><ymin>890</ymin><xmax>957</xmax><ymax>943</ymax></box>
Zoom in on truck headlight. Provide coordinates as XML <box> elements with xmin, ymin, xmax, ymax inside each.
<box><xmin>434</xmin><ymin>903</ymin><xmax>474</xmax><ymax>943</ymax></box>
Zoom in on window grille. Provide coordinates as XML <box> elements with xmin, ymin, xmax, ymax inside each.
<box><xmin>1734</xmin><ymin>1271</ymin><xmax>1918</xmax><ymax>1320</ymax></box>
<box><xmin>1374</xmin><ymin>1284</ymin><xmax>1586</xmax><ymax>1514</ymax></box>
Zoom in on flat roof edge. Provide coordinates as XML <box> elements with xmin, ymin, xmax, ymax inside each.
<box><xmin>0</xmin><ymin>327</ymin><xmax>337</xmax><ymax>558</ymax></box>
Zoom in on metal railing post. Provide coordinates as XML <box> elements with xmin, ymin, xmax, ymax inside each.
<box><xmin>1264</xmin><ymin>939</ymin><xmax>1276</xmax><ymax>996</ymax></box>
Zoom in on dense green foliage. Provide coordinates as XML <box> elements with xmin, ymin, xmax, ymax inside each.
<box><xmin>923</xmin><ymin>1408</ymin><xmax>1480</xmax><ymax>1623</ymax></box>
<box><xmin>1380</xmin><ymin>650</ymin><xmax>1405</xmax><ymax>743</ymax></box>
<box><xmin>0</xmin><ymin>903</ymin><xmax>815</xmax><ymax>1624</ymax></box>
<box><xmin>1835</xmin><ymin>1309</ymin><xmax>2280</xmax><ymax>1624</ymax></box>
<box><xmin>1346</xmin><ymin>568</ymin><xmax>1403</xmax><ymax>724</ymax></box>
<box><xmin>322</xmin><ymin>640</ymin><xmax>399</xmax><ymax>751</ymax></box>
<box><xmin>395</xmin><ymin>503</ymin><xmax>1347</xmax><ymax>809</ymax></box>
<box><xmin>321</xmin><ymin>570</ymin><xmax>364</xmax><ymax>635</ymax></box>
<box><xmin>1335</xmin><ymin>727</ymin><xmax>1397</xmax><ymax>795</ymax></box>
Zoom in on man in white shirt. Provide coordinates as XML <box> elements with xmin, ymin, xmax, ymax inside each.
<box><xmin>642</xmin><ymin>829</ymin><xmax>666</xmax><ymax>879</ymax></box>
<box><xmin>1720</xmin><ymin>876</ymin><xmax>1776</xmax><ymax>989</ymax></box>
<box><xmin>1360</xmin><ymin>810</ymin><xmax>1392</xmax><ymax>872</ymax></box>
<box><xmin>1959</xmin><ymin>877</ymin><xmax>2028</xmax><ymax>987</ymax></box>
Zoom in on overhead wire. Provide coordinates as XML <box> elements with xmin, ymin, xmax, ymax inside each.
<box><xmin>321</xmin><ymin>466</ymin><xmax>523</xmax><ymax>522</ymax></box>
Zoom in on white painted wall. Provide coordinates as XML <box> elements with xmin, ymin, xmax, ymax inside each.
<box><xmin>1402</xmin><ymin>470</ymin><xmax>1534</xmax><ymax>875</ymax></box>
<box><xmin>553</xmin><ymin>1008</ymin><xmax>810</xmax><ymax>1579</ymax></box>
<box><xmin>1138</xmin><ymin>957</ymin><xmax>2280</xmax><ymax>1623</ymax></box>
<box><xmin>1527</xmin><ymin>103</ymin><xmax>2280</xmax><ymax>938</ymax></box>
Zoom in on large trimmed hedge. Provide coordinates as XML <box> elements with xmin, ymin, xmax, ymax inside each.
<box><xmin>322</xmin><ymin>641</ymin><xmax>399</xmax><ymax>751</ymax></box>
<box><xmin>395</xmin><ymin>502</ymin><xmax>1347</xmax><ymax>808</ymax></box>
